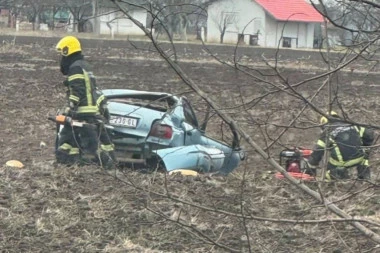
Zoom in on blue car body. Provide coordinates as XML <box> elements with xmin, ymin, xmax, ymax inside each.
<box><xmin>102</xmin><ymin>89</ymin><xmax>244</xmax><ymax>174</ymax></box>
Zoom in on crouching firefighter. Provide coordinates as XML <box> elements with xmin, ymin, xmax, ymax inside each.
<box><xmin>55</xmin><ymin>35</ymin><xmax>116</xmax><ymax>169</ymax></box>
<box><xmin>306</xmin><ymin>111</ymin><xmax>374</xmax><ymax>180</ymax></box>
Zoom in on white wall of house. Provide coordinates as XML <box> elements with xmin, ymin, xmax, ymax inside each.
<box><xmin>266</xmin><ymin>20</ymin><xmax>316</xmax><ymax>48</ymax></box>
<box><xmin>207</xmin><ymin>0</ymin><xmax>265</xmax><ymax>45</ymax></box>
<box><xmin>99</xmin><ymin>8</ymin><xmax>146</xmax><ymax>36</ymax></box>
<box><xmin>207</xmin><ymin>0</ymin><xmax>318</xmax><ymax>48</ymax></box>
<box><xmin>306</xmin><ymin>23</ymin><xmax>315</xmax><ymax>48</ymax></box>
<box><xmin>265</xmin><ymin>17</ymin><xmax>316</xmax><ymax>48</ymax></box>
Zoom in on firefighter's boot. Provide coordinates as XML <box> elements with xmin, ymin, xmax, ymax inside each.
<box><xmin>56</xmin><ymin>148</ymin><xmax>80</xmax><ymax>166</ymax></box>
<box><xmin>357</xmin><ymin>165</ymin><xmax>371</xmax><ymax>180</ymax></box>
<box><xmin>328</xmin><ymin>166</ymin><xmax>349</xmax><ymax>180</ymax></box>
<box><xmin>98</xmin><ymin>150</ymin><xmax>117</xmax><ymax>170</ymax></box>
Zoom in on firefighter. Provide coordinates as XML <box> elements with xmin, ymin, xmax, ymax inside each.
<box><xmin>307</xmin><ymin>111</ymin><xmax>374</xmax><ymax>180</ymax></box>
<box><xmin>55</xmin><ymin>35</ymin><xmax>116</xmax><ymax>168</ymax></box>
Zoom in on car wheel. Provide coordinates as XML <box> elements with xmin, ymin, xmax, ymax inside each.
<box><xmin>146</xmin><ymin>155</ymin><xmax>166</xmax><ymax>172</ymax></box>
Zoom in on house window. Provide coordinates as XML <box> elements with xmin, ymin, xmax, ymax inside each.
<box><xmin>282</xmin><ymin>37</ymin><xmax>292</xmax><ymax>48</ymax></box>
<box><xmin>222</xmin><ymin>11</ymin><xmax>238</xmax><ymax>25</ymax></box>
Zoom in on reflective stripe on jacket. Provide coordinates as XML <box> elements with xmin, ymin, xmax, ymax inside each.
<box><xmin>308</xmin><ymin>120</ymin><xmax>374</xmax><ymax>167</ymax></box>
<box><xmin>67</xmin><ymin>60</ymin><xmax>100</xmax><ymax>116</ymax></box>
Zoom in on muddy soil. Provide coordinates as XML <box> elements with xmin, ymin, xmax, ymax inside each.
<box><xmin>0</xmin><ymin>36</ymin><xmax>379</xmax><ymax>252</ymax></box>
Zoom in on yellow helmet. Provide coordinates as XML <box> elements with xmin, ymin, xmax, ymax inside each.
<box><xmin>320</xmin><ymin>111</ymin><xmax>338</xmax><ymax>125</ymax></box>
<box><xmin>56</xmin><ymin>36</ymin><xmax>81</xmax><ymax>56</ymax></box>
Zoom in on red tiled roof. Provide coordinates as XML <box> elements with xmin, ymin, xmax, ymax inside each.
<box><xmin>254</xmin><ymin>0</ymin><xmax>324</xmax><ymax>22</ymax></box>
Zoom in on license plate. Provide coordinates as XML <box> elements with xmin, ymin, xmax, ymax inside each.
<box><xmin>109</xmin><ymin>115</ymin><xmax>138</xmax><ymax>128</ymax></box>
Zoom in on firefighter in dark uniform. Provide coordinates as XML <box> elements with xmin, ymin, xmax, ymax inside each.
<box><xmin>55</xmin><ymin>35</ymin><xmax>116</xmax><ymax>168</ymax></box>
<box><xmin>307</xmin><ymin>111</ymin><xmax>374</xmax><ymax>180</ymax></box>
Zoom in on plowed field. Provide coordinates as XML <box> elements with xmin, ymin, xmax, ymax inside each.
<box><xmin>0</xmin><ymin>35</ymin><xmax>379</xmax><ymax>252</ymax></box>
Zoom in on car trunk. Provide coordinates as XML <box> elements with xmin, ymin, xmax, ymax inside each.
<box><xmin>107</xmin><ymin>101</ymin><xmax>167</xmax><ymax>163</ymax></box>
<box><xmin>107</xmin><ymin>101</ymin><xmax>165</xmax><ymax>138</ymax></box>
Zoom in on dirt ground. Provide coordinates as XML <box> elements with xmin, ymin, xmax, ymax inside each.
<box><xmin>0</xmin><ymin>35</ymin><xmax>379</xmax><ymax>252</ymax></box>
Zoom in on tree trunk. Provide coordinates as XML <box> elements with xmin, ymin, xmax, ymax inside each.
<box><xmin>35</xmin><ymin>13</ymin><xmax>40</xmax><ymax>31</ymax></box>
<box><xmin>220</xmin><ymin>26</ymin><xmax>226</xmax><ymax>43</ymax></box>
<box><xmin>167</xmin><ymin>16</ymin><xmax>174</xmax><ymax>40</ymax></box>
<box><xmin>178</xmin><ymin>15</ymin><xmax>188</xmax><ymax>41</ymax></box>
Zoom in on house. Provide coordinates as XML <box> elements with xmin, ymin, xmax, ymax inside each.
<box><xmin>95</xmin><ymin>1</ymin><xmax>147</xmax><ymax>37</ymax></box>
<box><xmin>207</xmin><ymin>0</ymin><xmax>324</xmax><ymax>48</ymax></box>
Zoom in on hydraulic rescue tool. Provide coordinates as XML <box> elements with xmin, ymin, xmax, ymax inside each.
<box><xmin>48</xmin><ymin>115</ymin><xmax>85</xmax><ymax>127</ymax></box>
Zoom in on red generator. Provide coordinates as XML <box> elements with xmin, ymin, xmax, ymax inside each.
<box><xmin>275</xmin><ymin>147</ymin><xmax>315</xmax><ymax>180</ymax></box>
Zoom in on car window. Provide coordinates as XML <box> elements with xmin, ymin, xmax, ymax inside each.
<box><xmin>182</xmin><ymin>98</ymin><xmax>198</xmax><ymax>128</ymax></box>
<box><xmin>108</xmin><ymin>97</ymin><xmax>170</xmax><ymax>112</ymax></box>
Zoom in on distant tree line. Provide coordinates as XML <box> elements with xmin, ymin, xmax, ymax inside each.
<box><xmin>0</xmin><ymin>0</ymin><xmax>218</xmax><ymax>40</ymax></box>
<box><xmin>0</xmin><ymin>0</ymin><xmax>97</xmax><ymax>32</ymax></box>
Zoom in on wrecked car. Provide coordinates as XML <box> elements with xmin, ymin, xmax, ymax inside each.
<box><xmin>102</xmin><ymin>89</ymin><xmax>245</xmax><ymax>174</ymax></box>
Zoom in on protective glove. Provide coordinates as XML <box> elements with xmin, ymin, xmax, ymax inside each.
<box><xmin>63</xmin><ymin>106</ymin><xmax>71</xmax><ymax>115</ymax></box>
<box><xmin>304</xmin><ymin>159</ymin><xmax>317</xmax><ymax>176</ymax></box>
<box><xmin>63</xmin><ymin>102</ymin><xmax>75</xmax><ymax>116</ymax></box>
<box><xmin>305</xmin><ymin>159</ymin><xmax>317</xmax><ymax>169</ymax></box>
<box><xmin>362</xmin><ymin>147</ymin><xmax>371</xmax><ymax>159</ymax></box>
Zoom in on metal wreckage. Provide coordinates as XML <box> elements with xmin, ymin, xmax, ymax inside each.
<box><xmin>50</xmin><ymin>89</ymin><xmax>245</xmax><ymax>175</ymax></box>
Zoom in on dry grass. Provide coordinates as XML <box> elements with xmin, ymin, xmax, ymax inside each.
<box><xmin>0</xmin><ymin>39</ymin><xmax>379</xmax><ymax>252</ymax></box>
<box><xmin>0</xmin><ymin>162</ymin><xmax>379</xmax><ymax>252</ymax></box>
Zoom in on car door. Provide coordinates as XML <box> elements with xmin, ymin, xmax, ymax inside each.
<box><xmin>181</xmin><ymin>98</ymin><xmax>203</xmax><ymax>145</ymax></box>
